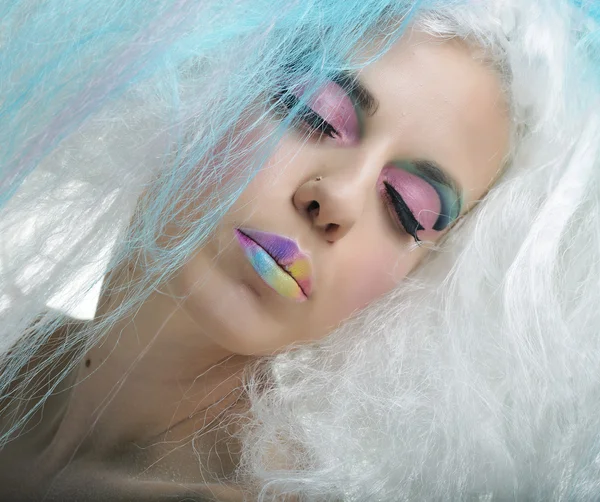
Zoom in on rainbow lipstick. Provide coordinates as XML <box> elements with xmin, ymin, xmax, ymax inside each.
<box><xmin>234</xmin><ymin>228</ymin><xmax>313</xmax><ymax>302</ymax></box>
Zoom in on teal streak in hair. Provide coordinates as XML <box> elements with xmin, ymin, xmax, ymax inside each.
<box><xmin>0</xmin><ymin>0</ymin><xmax>204</xmax><ymax>208</ymax></box>
<box><xmin>570</xmin><ymin>0</ymin><xmax>600</xmax><ymax>20</ymax></box>
<box><xmin>569</xmin><ymin>0</ymin><xmax>600</xmax><ymax>87</ymax></box>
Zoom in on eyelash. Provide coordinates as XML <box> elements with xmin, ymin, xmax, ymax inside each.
<box><xmin>278</xmin><ymin>92</ymin><xmax>338</xmax><ymax>139</ymax></box>
<box><xmin>276</xmin><ymin>87</ymin><xmax>423</xmax><ymax>243</ymax></box>
<box><xmin>383</xmin><ymin>182</ymin><xmax>424</xmax><ymax>243</ymax></box>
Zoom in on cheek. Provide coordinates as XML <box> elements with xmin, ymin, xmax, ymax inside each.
<box><xmin>328</xmin><ymin>241</ymin><xmax>420</xmax><ymax>321</ymax></box>
<box><xmin>216</xmin><ymin>122</ymin><xmax>280</xmax><ymax>187</ymax></box>
<box><xmin>161</xmin><ymin>121</ymin><xmax>276</xmax><ymax>237</ymax></box>
<box><xmin>225</xmin><ymin>138</ymin><xmax>318</xmax><ymax>220</ymax></box>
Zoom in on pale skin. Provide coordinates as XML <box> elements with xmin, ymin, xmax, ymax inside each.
<box><xmin>0</xmin><ymin>31</ymin><xmax>510</xmax><ymax>499</ymax></box>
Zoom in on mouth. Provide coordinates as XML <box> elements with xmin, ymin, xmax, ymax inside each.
<box><xmin>234</xmin><ymin>228</ymin><xmax>313</xmax><ymax>302</ymax></box>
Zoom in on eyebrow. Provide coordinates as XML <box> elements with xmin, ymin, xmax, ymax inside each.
<box><xmin>333</xmin><ymin>71</ymin><xmax>379</xmax><ymax>117</ymax></box>
<box><xmin>415</xmin><ymin>160</ymin><xmax>461</xmax><ymax>192</ymax></box>
<box><xmin>414</xmin><ymin>159</ymin><xmax>464</xmax><ymax>211</ymax></box>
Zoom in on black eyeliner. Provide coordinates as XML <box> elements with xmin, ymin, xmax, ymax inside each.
<box><xmin>383</xmin><ymin>181</ymin><xmax>424</xmax><ymax>242</ymax></box>
<box><xmin>277</xmin><ymin>92</ymin><xmax>338</xmax><ymax>138</ymax></box>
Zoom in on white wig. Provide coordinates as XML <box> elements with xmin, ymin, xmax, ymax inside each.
<box><xmin>240</xmin><ymin>2</ymin><xmax>600</xmax><ymax>500</ymax></box>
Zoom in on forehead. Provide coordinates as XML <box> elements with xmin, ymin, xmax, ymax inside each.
<box><xmin>359</xmin><ymin>31</ymin><xmax>510</xmax><ymax>205</ymax></box>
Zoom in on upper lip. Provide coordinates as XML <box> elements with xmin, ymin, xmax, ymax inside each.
<box><xmin>237</xmin><ymin>228</ymin><xmax>313</xmax><ymax>297</ymax></box>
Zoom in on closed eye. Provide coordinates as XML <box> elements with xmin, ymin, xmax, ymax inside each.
<box><xmin>278</xmin><ymin>92</ymin><xmax>338</xmax><ymax>139</ymax></box>
<box><xmin>382</xmin><ymin>181</ymin><xmax>424</xmax><ymax>243</ymax></box>
<box><xmin>274</xmin><ymin>76</ymin><xmax>360</xmax><ymax>144</ymax></box>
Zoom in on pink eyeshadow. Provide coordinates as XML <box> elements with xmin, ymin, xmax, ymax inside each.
<box><xmin>291</xmin><ymin>81</ymin><xmax>360</xmax><ymax>145</ymax></box>
<box><xmin>378</xmin><ymin>165</ymin><xmax>442</xmax><ymax>231</ymax></box>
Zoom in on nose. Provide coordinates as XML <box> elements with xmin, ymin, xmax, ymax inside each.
<box><xmin>292</xmin><ymin>172</ymin><xmax>369</xmax><ymax>242</ymax></box>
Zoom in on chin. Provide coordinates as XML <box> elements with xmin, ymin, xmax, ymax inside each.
<box><xmin>173</xmin><ymin>262</ymin><xmax>289</xmax><ymax>356</ymax></box>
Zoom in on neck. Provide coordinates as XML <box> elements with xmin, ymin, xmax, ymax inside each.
<box><xmin>51</xmin><ymin>265</ymin><xmax>251</xmax><ymax>461</ymax></box>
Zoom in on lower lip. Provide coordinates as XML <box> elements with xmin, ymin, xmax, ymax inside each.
<box><xmin>234</xmin><ymin>230</ymin><xmax>307</xmax><ymax>302</ymax></box>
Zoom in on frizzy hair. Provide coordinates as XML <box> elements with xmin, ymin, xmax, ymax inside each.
<box><xmin>0</xmin><ymin>0</ymin><xmax>599</xmax><ymax>501</ymax></box>
<box><xmin>0</xmin><ymin>0</ymin><xmax>428</xmax><ymax>444</ymax></box>
<box><xmin>238</xmin><ymin>2</ymin><xmax>600</xmax><ymax>501</ymax></box>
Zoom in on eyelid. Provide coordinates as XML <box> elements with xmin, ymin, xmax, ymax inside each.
<box><xmin>409</xmin><ymin>161</ymin><xmax>463</xmax><ymax>216</ymax></box>
<box><xmin>382</xmin><ymin>181</ymin><xmax>424</xmax><ymax>243</ymax></box>
<box><xmin>325</xmin><ymin>75</ymin><xmax>367</xmax><ymax>138</ymax></box>
<box><xmin>278</xmin><ymin>91</ymin><xmax>338</xmax><ymax>138</ymax></box>
<box><xmin>281</xmin><ymin>78</ymin><xmax>361</xmax><ymax>144</ymax></box>
<box><xmin>390</xmin><ymin>160</ymin><xmax>463</xmax><ymax>231</ymax></box>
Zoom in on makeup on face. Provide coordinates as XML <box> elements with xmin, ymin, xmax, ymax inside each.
<box><xmin>378</xmin><ymin>160</ymin><xmax>463</xmax><ymax>241</ymax></box>
<box><xmin>235</xmin><ymin>228</ymin><xmax>313</xmax><ymax>302</ymax></box>
<box><xmin>289</xmin><ymin>80</ymin><xmax>361</xmax><ymax>145</ymax></box>
<box><xmin>280</xmin><ymin>69</ymin><xmax>377</xmax><ymax>146</ymax></box>
<box><xmin>280</xmin><ymin>72</ymin><xmax>463</xmax><ymax>243</ymax></box>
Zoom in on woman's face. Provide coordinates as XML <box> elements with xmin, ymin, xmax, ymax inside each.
<box><xmin>169</xmin><ymin>32</ymin><xmax>510</xmax><ymax>355</ymax></box>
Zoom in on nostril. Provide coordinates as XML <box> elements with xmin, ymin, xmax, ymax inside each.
<box><xmin>325</xmin><ymin>223</ymin><xmax>339</xmax><ymax>233</ymax></box>
<box><xmin>306</xmin><ymin>200</ymin><xmax>320</xmax><ymax>218</ymax></box>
